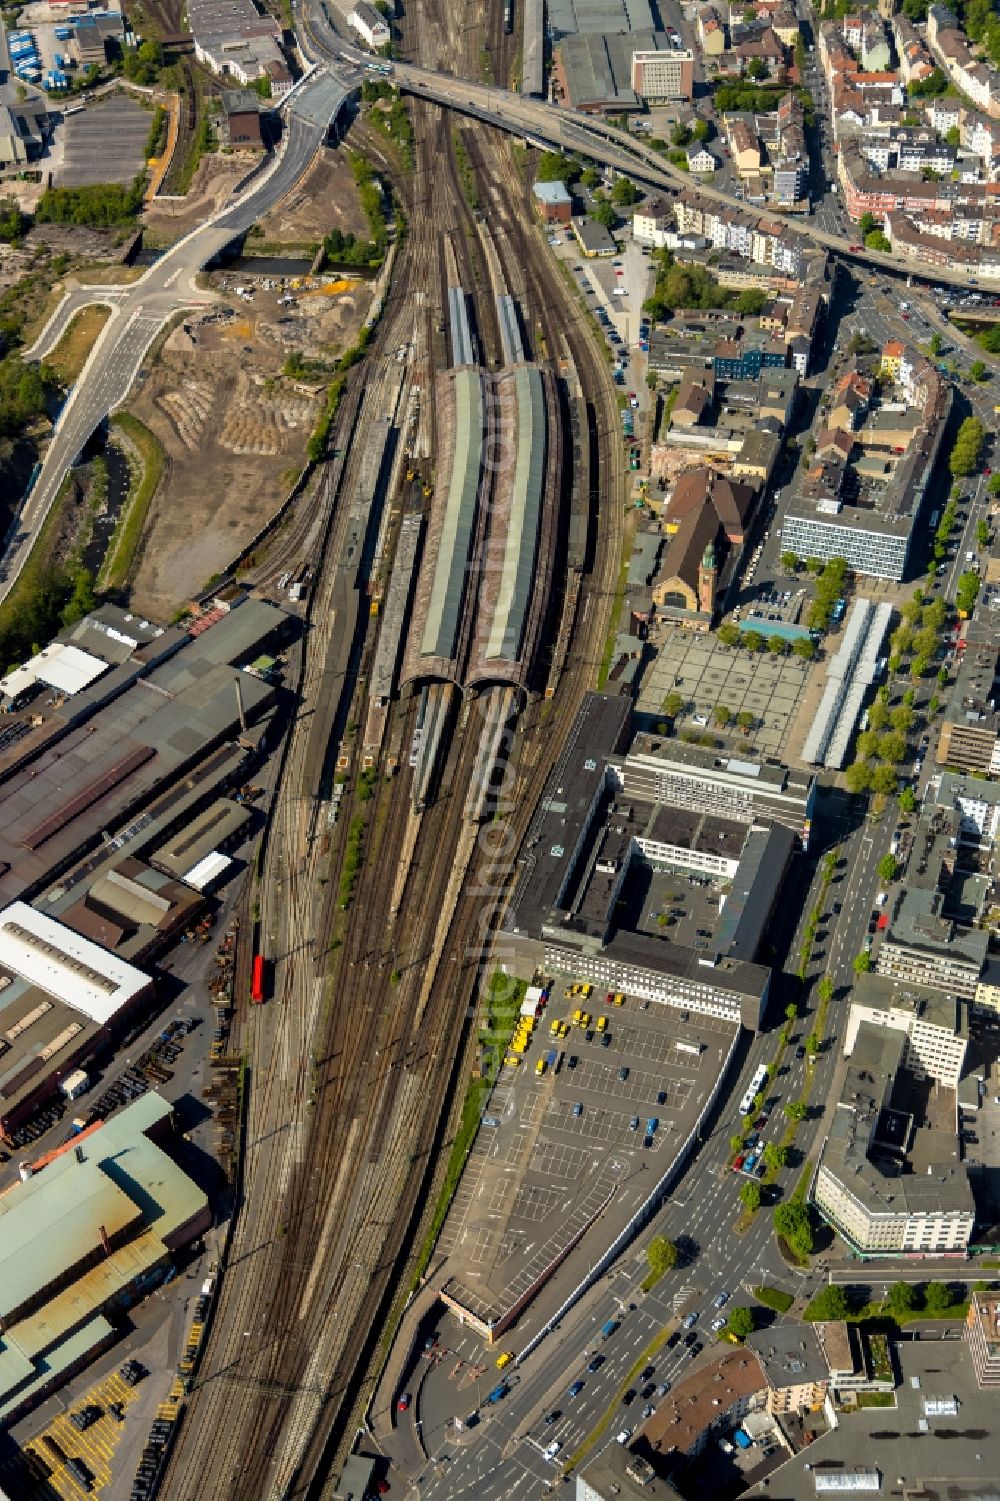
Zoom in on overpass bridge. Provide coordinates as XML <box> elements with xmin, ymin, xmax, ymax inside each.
<box><xmin>298</xmin><ymin>1</ymin><xmax>993</xmax><ymax>295</ymax></box>
<box><xmin>3</xmin><ymin>66</ymin><xmax>358</xmax><ymax>606</ymax></box>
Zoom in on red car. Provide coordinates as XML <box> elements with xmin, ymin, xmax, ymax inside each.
<box><xmin>398</xmin><ymin>1393</ymin><xmax>411</xmax><ymax>1411</ymax></box>
<box><xmin>986</xmin><ymin>467</ymin><xmax>992</xmax><ymax>476</ymax></box>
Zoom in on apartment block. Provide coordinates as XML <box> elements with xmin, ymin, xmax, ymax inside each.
<box><xmin>845</xmin><ymin>974</ymin><xmax>968</xmax><ymax>1089</ymax></box>
<box><xmin>812</xmin><ymin>1023</ymin><xmax>975</xmax><ymax>1257</ymax></box>
<box><xmin>965</xmin><ymin>1292</ymin><xmax>1000</xmax><ymax>1388</ymax></box>
<box><xmin>876</xmin><ymin>887</ymin><xmax>988</xmax><ymax>1000</ymax></box>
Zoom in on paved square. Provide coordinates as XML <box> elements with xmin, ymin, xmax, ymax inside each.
<box><xmin>638</xmin><ymin>628</ymin><xmax>812</xmax><ymax>757</ymax></box>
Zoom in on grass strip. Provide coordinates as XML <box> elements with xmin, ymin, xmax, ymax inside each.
<box><xmin>409</xmin><ymin>974</ymin><xmax>527</xmax><ymax>1287</ymax></box>
<box><xmin>596</xmin><ymin>542</ymin><xmax>630</xmax><ymax>690</ymax></box>
<box><xmin>44</xmin><ymin>305</ymin><xmax>112</xmax><ymax>383</ymax></box>
<box><xmin>101</xmin><ymin>413</ymin><xmax>165</xmax><ymax>591</ymax></box>
<box><xmin>0</xmin><ymin>469</ymin><xmax>77</xmax><ymax>656</ymax></box>
<box><xmin>753</xmin><ymin>1285</ymin><xmax>794</xmax><ymax>1314</ymax></box>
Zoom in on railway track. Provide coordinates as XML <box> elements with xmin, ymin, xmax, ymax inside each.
<box><xmin>158</xmin><ymin>20</ymin><xmax>625</xmax><ymax>1496</ymax></box>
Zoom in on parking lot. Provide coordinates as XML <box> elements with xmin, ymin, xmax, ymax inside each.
<box><xmin>545</xmin><ymin>227</ymin><xmax>654</xmax><ymax>408</ymax></box>
<box><xmin>434</xmin><ymin>984</ymin><xmax>738</xmax><ymax>1341</ymax></box>
<box><xmin>58</xmin><ymin>95</ymin><xmax>151</xmax><ymax>188</ymax></box>
<box><xmin>637</xmin><ymin>627</ymin><xmax>813</xmax><ymax>757</ymax></box>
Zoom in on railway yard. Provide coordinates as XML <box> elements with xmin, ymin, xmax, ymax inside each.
<box><xmin>8</xmin><ymin>0</ymin><xmax>1000</xmax><ymax>1497</ymax></box>
<box><xmin>140</xmin><ymin>8</ymin><xmax>627</xmax><ymax>1498</ymax></box>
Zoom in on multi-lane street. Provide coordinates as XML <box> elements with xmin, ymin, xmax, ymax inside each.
<box><xmin>3</xmin><ymin>68</ymin><xmax>352</xmax><ymax>603</ymax></box>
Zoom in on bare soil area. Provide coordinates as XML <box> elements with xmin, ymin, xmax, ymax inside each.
<box><xmin>143</xmin><ymin>152</ymin><xmax>255</xmax><ymax>243</ymax></box>
<box><xmin>126</xmin><ymin>274</ymin><xmax>371</xmax><ymax>617</ymax></box>
<box><xmin>252</xmin><ymin>147</ymin><xmax>370</xmax><ymax>246</ymax></box>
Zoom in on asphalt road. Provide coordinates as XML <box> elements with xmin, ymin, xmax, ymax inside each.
<box><xmin>3</xmin><ymin>71</ymin><xmax>351</xmax><ymax>607</ymax></box>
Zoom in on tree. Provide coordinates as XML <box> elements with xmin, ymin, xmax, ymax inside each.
<box><xmin>806</xmin><ymin>1032</ymin><xmax>821</xmax><ymax>1055</ymax></box>
<box><xmin>647</xmin><ymin>1235</ymin><xmax>680</xmax><ymax>1276</ymax></box>
<box><xmin>890</xmin><ymin>704</ymin><xmax>914</xmax><ymax>735</ymax></box>
<box><xmin>956</xmin><ymin>570</ymin><xmax>981</xmax><ymax>615</ymax></box>
<box><xmin>717</xmin><ymin>622</ymin><xmax>741</xmax><ymax>647</ymax></box>
<box><xmin>929</xmin><ymin>331</ymin><xmax>943</xmax><ymax>355</ymax></box>
<box><xmin>671</xmin><ymin>121</ymin><xmax>693</xmax><ymax>147</ymax></box>
<box><xmin>741</xmin><ymin>630</ymin><xmax>766</xmax><ymax>652</ymax></box>
<box><xmin>713</xmin><ymin>704</ymin><xmax>733</xmax><ymax>727</ymax></box>
<box><xmin>774</xmin><ymin>1200</ymin><xmax>815</xmax><ymax>1259</ymax></box>
<box><xmin>737</xmin><ymin>710</ymin><xmax>756</xmax><ymax>729</ymax></box>
<box><xmin>877</xmin><ymin>853</ymin><xmax>898</xmax><ymax>883</ymax></box>
<box><xmin>970</xmin><ymin>359</ymin><xmax>988</xmax><ymax>383</ymax></box>
<box><xmin>537</xmin><ymin>151</ymin><xmax>580</xmax><ymax>182</ymax></box>
<box><xmin>781</xmin><ymin>550</ymin><xmax>799</xmax><ymax>572</ymax></box>
<box><xmin>805</xmin><ymin>1284</ymin><xmax>849</xmax><ymax>1321</ymax></box>
<box><xmin>767</xmin><ymin>635</ymin><xmax>787</xmax><ymax>655</ymax></box>
<box><xmin>747</xmin><ymin>57</ymin><xmax>767</xmax><ymax>79</ymax></box>
<box><xmin>868</xmin><ymin>701</ymin><xmax>889</xmax><ymax>732</ymax></box>
<box><xmin>783</xmin><ymin>1100</ymin><xmax>808</xmax><ymax>1123</ymax></box>
<box><xmin>762</xmin><ymin>1142</ymin><xmax>787</xmax><ymax>1170</ymax></box>
<box><xmin>740</xmin><ymin>1180</ymin><xmax>762</xmax><ymax>1211</ymax></box>
<box><xmin>592</xmin><ymin>199</ymin><xmax>618</xmax><ymax>229</ymax></box>
<box><xmin>692</xmin><ymin>117</ymin><xmax>711</xmax><ymax>142</ymax></box>
<box><xmin>989</xmin><ymin>473</ymin><xmax>1000</xmax><ymax>495</ymax></box>
<box><xmin>857</xmin><ymin>729</ymin><xmax>880</xmax><ymax>761</ymax></box>
<box><xmin>726</xmin><ymin>1306</ymin><xmax>755</xmax><ymax>1340</ymax></box>
<box><xmin>845</xmin><ymin>761</ymin><xmax>872</xmax><ymax>794</ymax></box>
<box><xmin>611</xmin><ymin>175</ymin><xmax>640</xmax><ymax>206</ymax></box>
<box><xmin>785</xmin><ymin>1002</ymin><xmax>799</xmax><ymax>1023</ymax></box>
<box><xmin>662</xmin><ymin>691</ymin><xmax>685</xmax><ymax>718</ymax></box>
<box><xmin>872</xmin><ymin>764</ymin><xmax>898</xmax><ymax>796</ymax></box>
<box><xmin>923</xmin><ymin>1279</ymin><xmax>952</xmax><ymax>1313</ymax></box>
<box><xmin>0</xmin><ymin>198</ymin><xmax>24</xmax><ymax>247</ymax></box>
<box><xmin>888</xmin><ymin>1280</ymin><xmax>918</xmax><ymax>1315</ymax></box>
<box><xmin>859</xmin><ymin>212</ymin><xmax>876</xmax><ymax>237</ymax></box>
<box><xmin>730</xmin><ymin>1133</ymin><xmax>746</xmax><ymax>1153</ymax></box>
<box><xmin>854</xmin><ymin>950</ymin><xmax>872</xmax><ymax>974</ymax></box>
<box><xmin>791</xmin><ymin>636</ymin><xmax>816</xmax><ymax>660</ymax></box>
<box><xmin>865</xmin><ymin>230</ymin><xmax>892</xmax><ymax>253</ymax></box>
<box><xmin>817</xmin><ymin>976</ymin><xmax>834</xmax><ymax>1004</ymax></box>
<box><xmin>580</xmin><ymin>166</ymin><xmax>601</xmax><ymax>188</ymax></box>
<box><xmin>949</xmin><ymin>416</ymin><xmax>985</xmax><ymax>477</ymax></box>
<box><xmin>899</xmin><ymin>786</ymin><xmax>917</xmax><ymax>813</ymax></box>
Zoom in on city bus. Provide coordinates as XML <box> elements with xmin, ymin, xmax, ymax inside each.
<box><xmin>738</xmin><ymin>1064</ymin><xmax>768</xmax><ymax>1116</ymax></box>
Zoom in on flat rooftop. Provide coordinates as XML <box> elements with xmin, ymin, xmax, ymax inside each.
<box><xmin>745</xmin><ymin>1339</ymin><xmax>1000</xmax><ymax>1501</ymax></box>
<box><xmin>0</xmin><ymin>602</ymin><xmax>287</xmax><ymax>908</ymax></box>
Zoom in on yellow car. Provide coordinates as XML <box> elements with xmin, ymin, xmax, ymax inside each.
<box><xmin>580</xmin><ymin>983</ymin><xmax>593</xmax><ymax>998</ymax></box>
<box><xmin>496</xmin><ymin>1350</ymin><xmax>515</xmax><ymax>1370</ymax></box>
<box><xmin>580</xmin><ymin>1011</ymin><xmax>591</xmax><ymax>1029</ymax></box>
<box><xmin>550</xmin><ymin>1018</ymin><xmax>562</xmax><ymax>1036</ymax></box>
<box><xmin>504</xmin><ymin>1054</ymin><xmax>520</xmax><ymax>1068</ymax></box>
<box><xmin>596</xmin><ymin>1015</ymin><xmax>607</xmax><ymax>1033</ymax></box>
<box><xmin>558</xmin><ymin>1021</ymin><xmax>571</xmax><ymax>1038</ymax></box>
<box><xmin>573</xmin><ymin>1008</ymin><xmax>583</xmax><ymax>1025</ymax></box>
<box><xmin>613</xmin><ymin>992</ymin><xmax>625</xmax><ymax>1007</ymax></box>
<box><xmin>535</xmin><ymin>1057</ymin><xmax>547</xmax><ymax>1076</ymax></box>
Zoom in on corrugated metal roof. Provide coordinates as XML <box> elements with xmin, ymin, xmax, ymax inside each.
<box><xmin>0</xmin><ymin>901</ymin><xmax>150</xmax><ymax>1026</ymax></box>
<box><xmin>421</xmin><ymin>369</ymin><xmax>484</xmax><ymax>661</ymax></box>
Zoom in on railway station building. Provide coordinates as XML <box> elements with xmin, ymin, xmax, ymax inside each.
<box><xmin>502</xmin><ymin>694</ymin><xmax>812</xmax><ymax>1030</ymax></box>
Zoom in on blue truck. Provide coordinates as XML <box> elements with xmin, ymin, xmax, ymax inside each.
<box><xmin>600</xmin><ymin>1319</ymin><xmax>619</xmax><ymax>1339</ymax></box>
<box><xmin>487</xmin><ymin>1383</ymin><xmax>508</xmax><ymax>1404</ymax></box>
<box><xmin>646</xmin><ymin>1117</ymin><xmax>659</xmax><ymax>1134</ymax></box>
